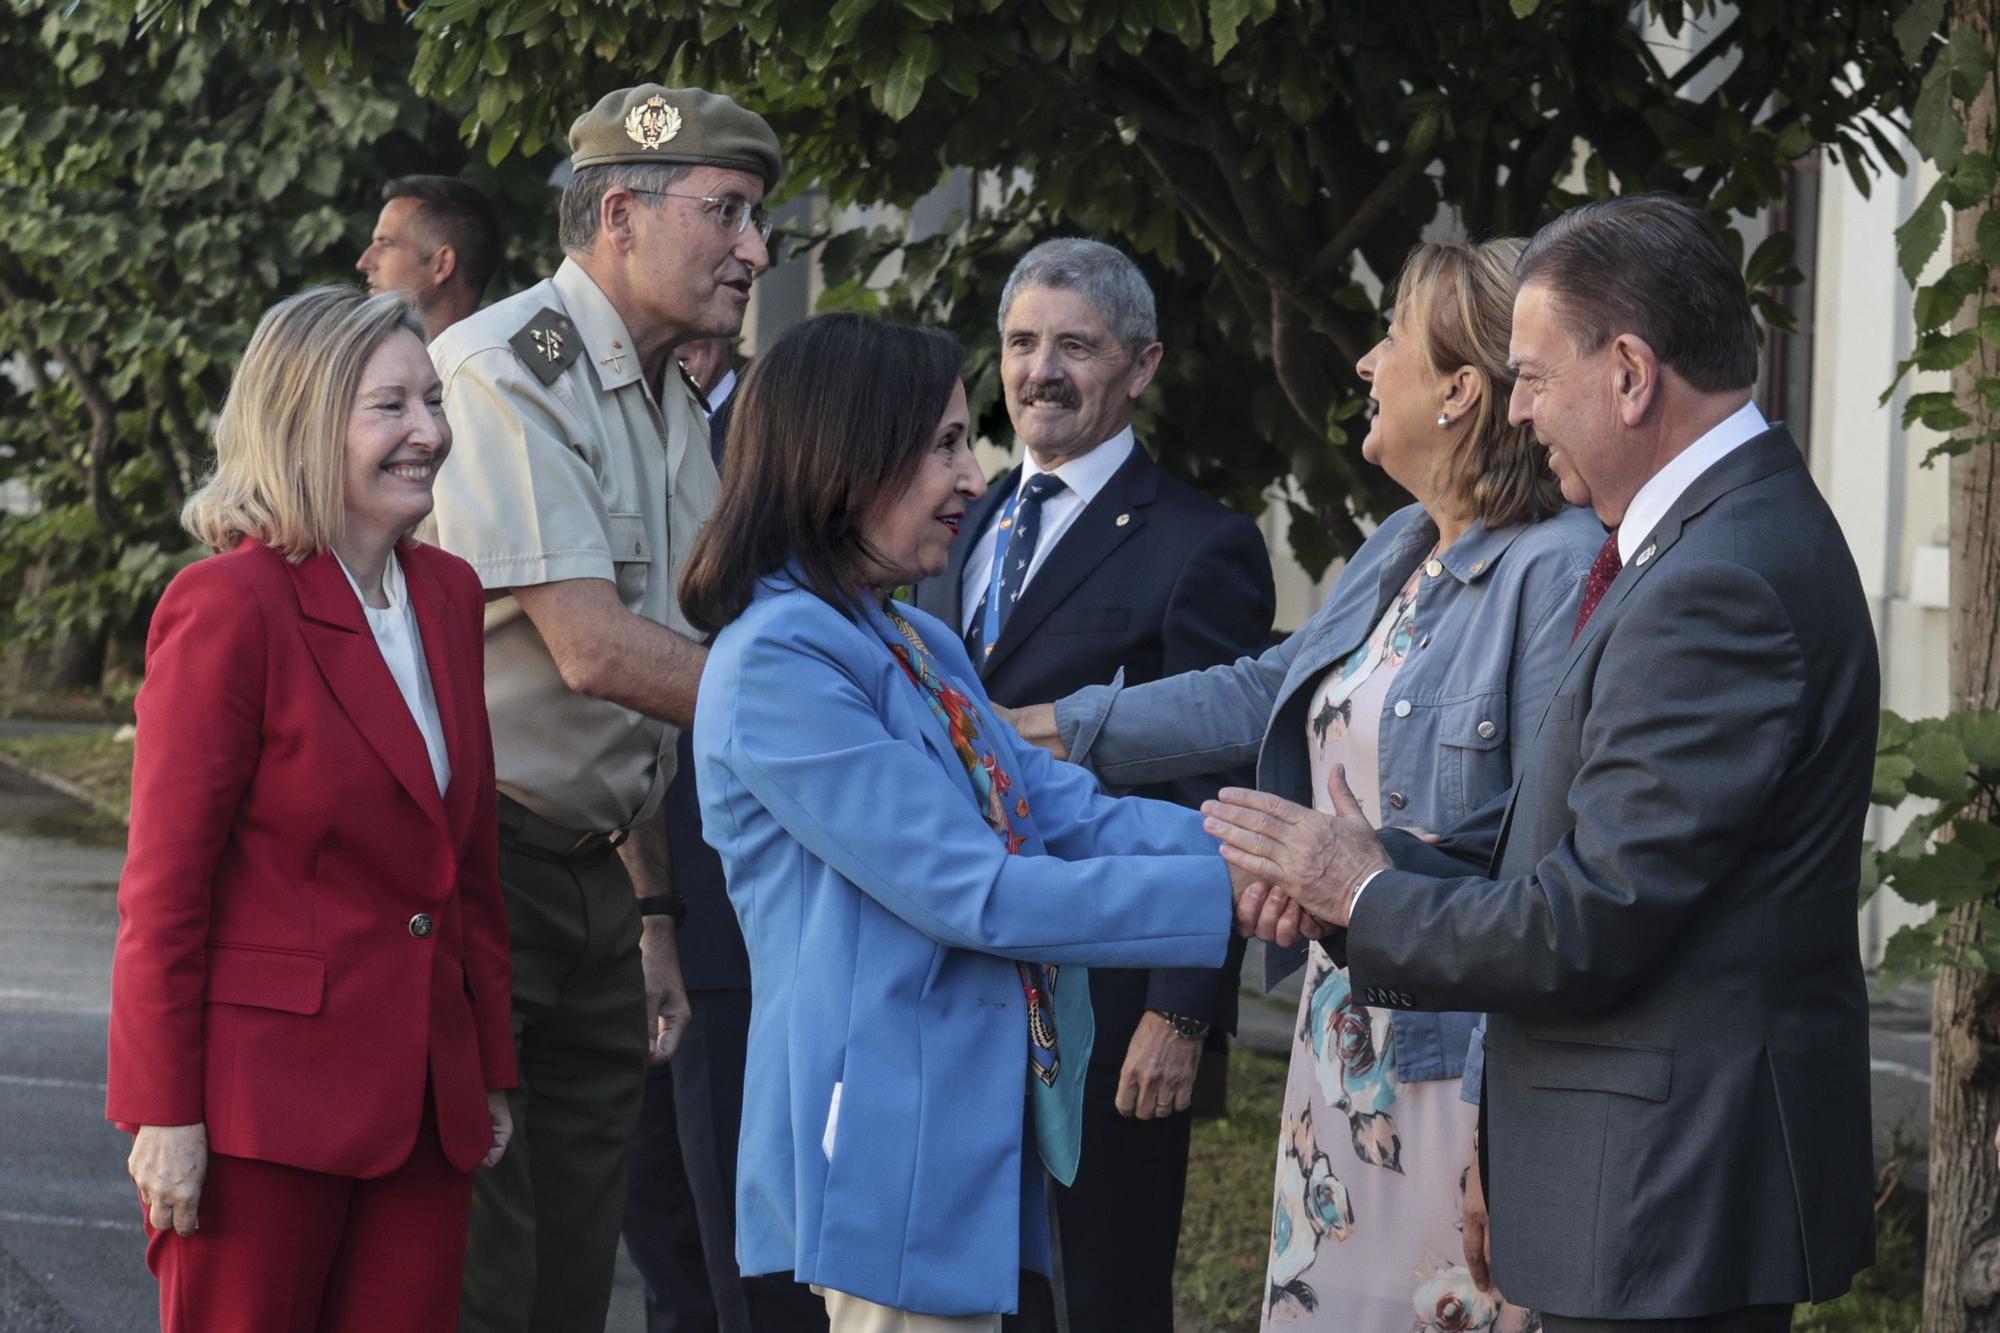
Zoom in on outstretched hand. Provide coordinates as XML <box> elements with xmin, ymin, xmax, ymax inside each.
<box><xmin>1203</xmin><ymin>765</ymin><xmax>1391</xmax><ymax>936</ymax></box>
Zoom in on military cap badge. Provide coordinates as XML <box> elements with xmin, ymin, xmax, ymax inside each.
<box><xmin>624</xmin><ymin>95</ymin><xmax>683</xmax><ymax>150</ymax></box>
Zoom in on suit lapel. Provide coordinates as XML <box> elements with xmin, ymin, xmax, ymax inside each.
<box><xmin>1529</xmin><ymin>427</ymin><xmax>1808</xmax><ymax>736</ymax></box>
<box><xmin>980</xmin><ymin>450</ymin><xmax>1155</xmax><ymax>680</ymax></box>
<box><xmin>287</xmin><ymin>552</ymin><xmax>450</xmax><ymax>837</ymax></box>
<box><xmin>402</xmin><ymin>548</ymin><xmax>474</xmax><ymax>839</ymax></box>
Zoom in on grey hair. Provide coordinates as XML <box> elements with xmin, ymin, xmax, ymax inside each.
<box><xmin>997</xmin><ymin>238</ymin><xmax>1158</xmax><ymax>352</ymax></box>
<box><xmin>558</xmin><ymin>161</ymin><xmax>695</xmax><ymax>254</ymax></box>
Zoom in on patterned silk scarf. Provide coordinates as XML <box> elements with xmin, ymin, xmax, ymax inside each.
<box><xmin>865</xmin><ymin>598</ymin><xmax>1094</xmax><ymax>1185</ymax></box>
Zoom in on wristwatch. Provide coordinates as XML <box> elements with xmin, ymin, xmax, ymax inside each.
<box><xmin>637</xmin><ymin>892</ymin><xmax>688</xmax><ymax>925</ymax></box>
<box><xmin>1158</xmin><ymin>1011</ymin><xmax>1210</xmax><ymax>1040</ymax></box>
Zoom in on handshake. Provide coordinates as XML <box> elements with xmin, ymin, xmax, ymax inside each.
<box><xmin>1202</xmin><ymin>764</ymin><xmax>1395</xmax><ymax>947</ymax></box>
<box><xmin>1001</xmin><ymin>703</ymin><xmax>1393</xmax><ymax>946</ymax></box>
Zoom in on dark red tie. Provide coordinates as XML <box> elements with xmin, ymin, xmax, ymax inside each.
<box><xmin>1572</xmin><ymin>529</ymin><xmax>1622</xmax><ymax>642</ymax></box>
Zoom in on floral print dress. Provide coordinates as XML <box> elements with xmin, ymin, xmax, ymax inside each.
<box><xmin>1262</xmin><ymin>567</ymin><xmax>1538</xmax><ymax>1333</ymax></box>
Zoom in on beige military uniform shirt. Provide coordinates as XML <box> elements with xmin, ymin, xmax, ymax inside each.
<box><xmin>425</xmin><ymin>258</ymin><xmax>720</xmax><ymax>832</ymax></box>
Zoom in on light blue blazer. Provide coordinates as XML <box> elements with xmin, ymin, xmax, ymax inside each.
<box><xmin>694</xmin><ymin>576</ymin><xmax>1232</xmax><ymax>1317</ymax></box>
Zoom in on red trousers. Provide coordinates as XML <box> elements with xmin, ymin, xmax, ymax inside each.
<box><xmin>143</xmin><ymin>1098</ymin><xmax>474</xmax><ymax>1332</ymax></box>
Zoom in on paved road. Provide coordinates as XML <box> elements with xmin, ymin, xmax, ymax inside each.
<box><xmin>0</xmin><ymin>762</ymin><xmax>1941</xmax><ymax>1328</ymax></box>
<box><xmin>0</xmin><ymin>763</ymin><xmax>650</xmax><ymax>1330</ymax></box>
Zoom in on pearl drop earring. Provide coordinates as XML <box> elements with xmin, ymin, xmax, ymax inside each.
<box><xmin>1436</xmin><ymin>411</ymin><xmax>1450</xmax><ymax>427</ymax></box>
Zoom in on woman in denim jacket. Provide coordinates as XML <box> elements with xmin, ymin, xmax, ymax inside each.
<box><xmin>1017</xmin><ymin>239</ymin><xmax>1601</xmax><ymax>1329</ymax></box>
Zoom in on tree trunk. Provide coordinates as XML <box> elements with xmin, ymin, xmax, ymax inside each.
<box><xmin>1927</xmin><ymin>3</ymin><xmax>2000</xmax><ymax>1328</ymax></box>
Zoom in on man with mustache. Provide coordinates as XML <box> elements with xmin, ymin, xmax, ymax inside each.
<box><xmin>422</xmin><ymin>85</ymin><xmax>784</xmax><ymax>1333</ymax></box>
<box><xmin>916</xmin><ymin>237</ymin><xmax>1274</xmax><ymax>1332</ymax></box>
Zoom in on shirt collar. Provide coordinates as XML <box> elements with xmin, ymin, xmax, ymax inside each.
<box><xmin>1384</xmin><ymin>510</ymin><xmax>1526</xmax><ymax>585</ymax></box>
<box><xmin>552</xmin><ymin>258</ymin><xmax>644</xmax><ymax>391</ymax></box>
<box><xmin>1617</xmin><ymin>399</ymin><xmax>1768</xmax><ymax>563</ymax></box>
<box><xmin>1018</xmin><ymin>426</ymin><xmax>1135</xmax><ymax>506</ymax></box>
<box><xmin>333</xmin><ymin>548</ymin><xmax>407</xmax><ymax>614</ymax></box>
<box><xmin>707</xmin><ymin>368</ymin><xmax>738</xmax><ymax>418</ymax></box>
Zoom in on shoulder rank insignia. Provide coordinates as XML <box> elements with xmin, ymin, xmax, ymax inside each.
<box><xmin>508</xmin><ymin>308</ymin><xmax>581</xmax><ymax>386</ymax></box>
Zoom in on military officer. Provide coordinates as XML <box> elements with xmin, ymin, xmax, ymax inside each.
<box><xmin>422</xmin><ymin>85</ymin><xmax>781</xmax><ymax>1333</ymax></box>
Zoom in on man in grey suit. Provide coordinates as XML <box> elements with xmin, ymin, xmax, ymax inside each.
<box><xmin>1206</xmin><ymin>194</ymin><xmax>1877</xmax><ymax>1330</ymax></box>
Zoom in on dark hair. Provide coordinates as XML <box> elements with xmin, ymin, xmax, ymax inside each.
<box><xmin>680</xmin><ymin>313</ymin><xmax>967</xmax><ymax>633</ymax></box>
<box><xmin>1515</xmin><ymin>193</ymin><xmax>1758</xmax><ymax>393</ymax></box>
<box><xmin>382</xmin><ymin>175</ymin><xmax>502</xmax><ymax>299</ymax></box>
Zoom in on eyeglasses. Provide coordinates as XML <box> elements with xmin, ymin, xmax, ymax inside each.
<box><xmin>629</xmin><ymin>189</ymin><xmax>773</xmax><ymax>242</ymax></box>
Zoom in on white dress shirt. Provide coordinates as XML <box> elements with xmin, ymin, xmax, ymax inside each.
<box><xmin>1347</xmin><ymin>398</ymin><xmax>1772</xmax><ymax>919</ymax></box>
<box><xmin>705</xmin><ymin>367</ymin><xmax>738</xmax><ymax>421</ymax></box>
<box><xmin>958</xmin><ymin>427</ymin><xmax>1136</xmax><ymax>635</ymax></box>
<box><xmin>1616</xmin><ymin>399</ymin><xmax>1768</xmax><ymax>563</ymax></box>
<box><xmin>336</xmin><ymin>551</ymin><xmax>452</xmax><ymax>796</ymax></box>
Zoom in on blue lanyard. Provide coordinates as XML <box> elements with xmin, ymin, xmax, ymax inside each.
<box><xmin>977</xmin><ymin>479</ymin><xmax>1038</xmax><ymax>658</ymax></box>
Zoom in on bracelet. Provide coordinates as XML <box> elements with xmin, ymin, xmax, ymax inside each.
<box><xmin>1158</xmin><ymin>1011</ymin><xmax>1210</xmax><ymax>1040</ymax></box>
<box><xmin>637</xmin><ymin>893</ymin><xmax>688</xmax><ymax>924</ymax></box>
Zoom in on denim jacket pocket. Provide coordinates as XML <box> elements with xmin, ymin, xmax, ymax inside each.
<box><xmin>1437</xmin><ymin>695</ymin><xmax>1508</xmax><ymax>825</ymax></box>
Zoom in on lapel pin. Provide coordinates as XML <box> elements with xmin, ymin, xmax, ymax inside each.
<box><xmin>1635</xmin><ymin>543</ymin><xmax>1657</xmax><ymax>567</ymax></box>
<box><xmin>1115</xmin><ymin>513</ymin><xmax>1130</xmax><ymax>527</ymax></box>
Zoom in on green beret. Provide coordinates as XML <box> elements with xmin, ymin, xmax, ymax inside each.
<box><xmin>568</xmin><ymin>84</ymin><xmax>783</xmax><ymax>190</ymax></box>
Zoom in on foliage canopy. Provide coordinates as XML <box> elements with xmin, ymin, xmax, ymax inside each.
<box><xmin>133</xmin><ymin>0</ymin><xmax>1922</xmax><ymax>573</ymax></box>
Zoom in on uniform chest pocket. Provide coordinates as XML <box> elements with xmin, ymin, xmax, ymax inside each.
<box><xmin>606</xmin><ymin>512</ymin><xmax>650</xmax><ymax>607</ymax></box>
<box><xmin>1438</xmin><ymin>696</ymin><xmax>1508</xmax><ymax>825</ymax></box>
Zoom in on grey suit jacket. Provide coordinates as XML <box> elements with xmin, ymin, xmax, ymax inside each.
<box><xmin>1348</xmin><ymin>427</ymin><xmax>1878</xmax><ymax>1318</ymax></box>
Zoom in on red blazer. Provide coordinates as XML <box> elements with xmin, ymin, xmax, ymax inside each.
<box><xmin>106</xmin><ymin>539</ymin><xmax>516</xmax><ymax>1177</ymax></box>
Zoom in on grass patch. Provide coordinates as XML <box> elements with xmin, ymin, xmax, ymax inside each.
<box><xmin>1176</xmin><ymin>1049</ymin><xmax>1287</xmax><ymax>1333</ymax></box>
<box><xmin>0</xmin><ymin>730</ymin><xmax>133</xmax><ymax>817</ymax></box>
<box><xmin>0</xmin><ymin>688</ymin><xmax>136</xmax><ymax>724</ymax></box>
<box><xmin>1175</xmin><ymin>1051</ymin><xmax>1922</xmax><ymax>1333</ymax></box>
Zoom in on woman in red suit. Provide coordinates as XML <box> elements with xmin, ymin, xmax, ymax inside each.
<box><xmin>106</xmin><ymin>286</ymin><xmax>516</xmax><ymax>1331</ymax></box>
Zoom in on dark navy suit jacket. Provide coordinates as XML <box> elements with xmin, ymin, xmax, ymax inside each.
<box><xmin>916</xmin><ymin>443</ymin><xmax>1274</xmax><ymax>1056</ymax></box>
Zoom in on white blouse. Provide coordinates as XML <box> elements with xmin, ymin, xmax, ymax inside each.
<box><xmin>335</xmin><ymin>551</ymin><xmax>452</xmax><ymax>796</ymax></box>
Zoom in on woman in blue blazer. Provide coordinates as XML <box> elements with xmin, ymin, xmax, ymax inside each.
<box><xmin>678</xmin><ymin>313</ymin><xmax>1248</xmax><ymax>1329</ymax></box>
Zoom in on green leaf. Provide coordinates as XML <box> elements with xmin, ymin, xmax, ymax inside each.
<box><xmin>1950</xmin><ymin>817</ymin><xmax>2000</xmax><ymax>867</ymax></box>
<box><xmin>1208</xmin><ymin>0</ymin><xmax>1272</xmax><ymax>61</ymax></box>
<box><xmin>1879</xmin><ymin>710</ymin><xmax>1915</xmax><ymax>750</ymax></box>
<box><xmin>1888</xmin><ymin>839</ymin><xmax>1989</xmax><ymax>906</ymax></box>
<box><xmin>1916</xmin><ymin>261</ymin><xmax>1988</xmax><ymax>329</ymax></box>
<box><xmin>1982</xmin><ymin>305</ymin><xmax>2000</xmax><ymax>348</ymax></box>
<box><xmin>1910</xmin><ymin>64</ymin><xmax>1964</xmax><ymax>170</ymax></box>
<box><xmin>1948</xmin><ymin>23</ymin><xmax>1993</xmax><ymax>102</ymax></box>
<box><xmin>877</xmin><ymin>34</ymin><xmax>936</xmax><ymax>121</ymax></box>
<box><xmin>1896</xmin><ymin>178</ymin><xmax>1949</xmax><ymax>283</ymax></box>
<box><xmin>1894</xmin><ymin>0</ymin><xmax>1945</xmax><ymax>63</ymax></box>
<box><xmin>1955</xmin><ymin>709</ymin><xmax>2000</xmax><ymax>769</ymax></box>
<box><xmin>1744</xmin><ymin>231</ymin><xmax>1796</xmax><ymax>289</ymax></box>
<box><xmin>1948</xmin><ymin>153</ymin><xmax>1999</xmax><ymax>209</ymax></box>
<box><xmin>1510</xmin><ymin>0</ymin><xmax>1540</xmax><ymax>15</ymax></box>
<box><xmin>1907</xmin><ymin>727</ymin><xmax>1974</xmax><ymax>800</ymax></box>
<box><xmin>1916</xmin><ymin>329</ymin><xmax>1981</xmax><ymax>372</ymax></box>
<box><xmin>1873</xmin><ymin>752</ymin><xmax>1915</xmax><ymax>806</ymax></box>
<box><xmin>1901</xmin><ymin>389</ymin><xmax>1973</xmax><ymax>432</ymax></box>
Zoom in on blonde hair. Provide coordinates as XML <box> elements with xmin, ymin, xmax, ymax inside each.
<box><xmin>1393</xmin><ymin>238</ymin><xmax>1565</xmax><ymax>529</ymax></box>
<box><xmin>181</xmin><ymin>287</ymin><xmax>427</xmax><ymax>559</ymax></box>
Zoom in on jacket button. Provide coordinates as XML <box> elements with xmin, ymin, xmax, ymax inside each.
<box><xmin>1387</xmin><ymin>792</ymin><xmax>1407</xmax><ymax>810</ymax></box>
<box><xmin>1423</xmin><ymin>559</ymin><xmax>1443</xmax><ymax>577</ymax></box>
<box><xmin>1477</xmin><ymin>720</ymin><xmax>1497</xmax><ymax>740</ymax></box>
<box><xmin>1393</xmin><ymin>699</ymin><xmax>1412</xmax><ymax>718</ymax></box>
<box><xmin>409</xmin><ymin>913</ymin><xmax>435</xmax><ymax>939</ymax></box>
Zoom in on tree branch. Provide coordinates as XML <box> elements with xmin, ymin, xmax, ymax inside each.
<box><xmin>1307</xmin><ymin>156</ymin><xmax>1427</xmax><ymax>283</ymax></box>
